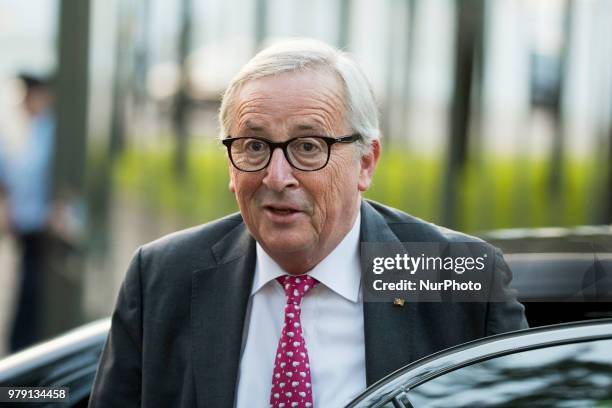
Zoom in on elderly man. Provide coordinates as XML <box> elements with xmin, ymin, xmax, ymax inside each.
<box><xmin>89</xmin><ymin>39</ymin><xmax>527</xmax><ymax>408</ymax></box>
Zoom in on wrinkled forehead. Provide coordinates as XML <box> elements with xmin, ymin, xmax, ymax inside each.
<box><xmin>229</xmin><ymin>69</ymin><xmax>349</xmax><ymax>135</ymax></box>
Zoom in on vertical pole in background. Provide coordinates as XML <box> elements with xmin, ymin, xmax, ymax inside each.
<box><xmin>548</xmin><ymin>0</ymin><xmax>574</xmax><ymax>201</ymax></box>
<box><xmin>110</xmin><ymin>1</ymin><xmax>132</xmax><ymax>159</ymax></box>
<box><xmin>401</xmin><ymin>0</ymin><xmax>417</xmax><ymax>144</ymax></box>
<box><xmin>89</xmin><ymin>0</ymin><xmax>133</xmax><ymax>260</ymax></box>
<box><xmin>591</xmin><ymin>0</ymin><xmax>612</xmax><ymax>224</ymax></box>
<box><xmin>338</xmin><ymin>0</ymin><xmax>352</xmax><ymax>50</ymax></box>
<box><xmin>54</xmin><ymin>0</ymin><xmax>91</xmax><ymax>192</ymax></box>
<box><xmin>48</xmin><ymin>0</ymin><xmax>91</xmax><ymax>338</ymax></box>
<box><xmin>383</xmin><ymin>0</ymin><xmax>399</xmax><ymax>143</ymax></box>
<box><xmin>134</xmin><ymin>0</ymin><xmax>151</xmax><ymax>108</ymax></box>
<box><xmin>173</xmin><ymin>0</ymin><xmax>193</xmax><ymax>178</ymax></box>
<box><xmin>255</xmin><ymin>0</ymin><xmax>268</xmax><ymax>52</ymax></box>
<box><xmin>441</xmin><ymin>0</ymin><xmax>484</xmax><ymax>228</ymax></box>
<box><xmin>467</xmin><ymin>0</ymin><xmax>485</xmax><ymax>164</ymax></box>
<box><xmin>606</xmin><ymin>0</ymin><xmax>612</xmax><ymax>223</ymax></box>
<box><xmin>607</xmin><ymin>97</ymin><xmax>612</xmax><ymax>223</ymax></box>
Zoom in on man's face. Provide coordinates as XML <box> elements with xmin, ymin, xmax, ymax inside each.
<box><xmin>227</xmin><ymin>69</ymin><xmax>379</xmax><ymax>272</ymax></box>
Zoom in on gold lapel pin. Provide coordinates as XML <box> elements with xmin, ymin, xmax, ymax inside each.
<box><xmin>393</xmin><ymin>298</ymin><xmax>405</xmax><ymax>307</ymax></box>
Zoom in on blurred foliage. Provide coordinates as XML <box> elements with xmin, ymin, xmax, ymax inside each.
<box><xmin>111</xmin><ymin>140</ymin><xmax>598</xmax><ymax>233</ymax></box>
<box><xmin>114</xmin><ymin>141</ymin><xmax>237</xmax><ymax>224</ymax></box>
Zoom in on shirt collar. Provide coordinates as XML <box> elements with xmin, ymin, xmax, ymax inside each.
<box><xmin>252</xmin><ymin>212</ymin><xmax>362</xmax><ymax>303</ymax></box>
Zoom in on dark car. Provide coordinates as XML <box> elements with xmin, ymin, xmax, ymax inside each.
<box><xmin>347</xmin><ymin>318</ymin><xmax>612</xmax><ymax>408</ymax></box>
<box><xmin>483</xmin><ymin>225</ymin><xmax>612</xmax><ymax>327</ymax></box>
<box><xmin>0</xmin><ymin>319</ymin><xmax>109</xmax><ymax>407</ymax></box>
<box><xmin>1</xmin><ymin>319</ymin><xmax>611</xmax><ymax>407</ymax></box>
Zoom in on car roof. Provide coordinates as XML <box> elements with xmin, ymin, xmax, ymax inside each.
<box><xmin>348</xmin><ymin>318</ymin><xmax>612</xmax><ymax>407</ymax></box>
<box><xmin>0</xmin><ymin>318</ymin><xmax>110</xmax><ymax>383</ymax></box>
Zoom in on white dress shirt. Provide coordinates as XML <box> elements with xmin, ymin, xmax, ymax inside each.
<box><xmin>235</xmin><ymin>213</ymin><xmax>366</xmax><ymax>408</ymax></box>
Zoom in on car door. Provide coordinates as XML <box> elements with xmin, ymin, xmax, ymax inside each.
<box><xmin>381</xmin><ymin>337</ymin><xmax>612</xmax><ymax>407</ymax></box>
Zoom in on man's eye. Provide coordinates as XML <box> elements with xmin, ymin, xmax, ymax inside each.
<box><xmin>301</xmin><ymin>143</ymin><xmax>316</xmax><ymax>152</ymax></box>
<box><xmin>295</xmin><ymin>139</ymin><xmax>322</xmax><ymax>153</ymax></box>
<box><xmin>245</xmin><ymin>140</ymin><xmax>266</xmax><ymax>152</ymax></box>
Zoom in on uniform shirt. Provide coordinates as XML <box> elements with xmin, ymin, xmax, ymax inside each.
<box><xmin>0</xmin><ymin>111</ymin><xmax>54</xmax><ymax>233</ymax></box>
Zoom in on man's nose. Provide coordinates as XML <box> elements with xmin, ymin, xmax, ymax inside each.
<box><xmin>262</xmin><ymin>148</ymin><xmax>299</xmax><ymax>192</ymax></box>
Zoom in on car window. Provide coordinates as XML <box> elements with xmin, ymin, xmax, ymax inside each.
<box><xmin>406</xmin><ymin>338</ymin><xmax>612</xmax><ymax>407</ymax></box>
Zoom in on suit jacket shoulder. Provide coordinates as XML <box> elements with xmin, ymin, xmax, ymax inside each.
<box><xmin>90</xmin><ymin>211</ymin><xmax>256</xmax><ymax>408</ymax></box>
<box><xmin>365</xmin><ymin>199</ymin><xmax>486</xmax><ymax>244</ymax></box>
<box><xmin>140</xmin><ymin>212</ymin><xmax>244</xmax><ymax>270</ymax></box>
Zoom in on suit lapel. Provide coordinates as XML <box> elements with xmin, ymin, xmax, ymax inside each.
<box><xmin>360</xmin><ymin>200</ymin><xmax>417</xmax><ymax>386</ymax></box>
<box><xmin>191</xmin><ymin>222</ymin><xmax>256</xmax><ymax>408</ymax></box>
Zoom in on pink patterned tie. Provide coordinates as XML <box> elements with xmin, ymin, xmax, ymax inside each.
<box><xmin>270</xmin><ymin>275</ymin><xmax>319</xmax><ymax>408</ymax></box>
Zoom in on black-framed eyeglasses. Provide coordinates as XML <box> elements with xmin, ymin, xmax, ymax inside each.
<box><xmin>221</xmin><ymin>134</ymin><xmax>361</xmax><ymax>172</ymax></box>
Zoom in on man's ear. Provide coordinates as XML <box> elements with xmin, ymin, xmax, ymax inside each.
<box><xmin>358</xmin><ymin>139</ymin><xmax>381</xmax><ymax>192</ymax></box>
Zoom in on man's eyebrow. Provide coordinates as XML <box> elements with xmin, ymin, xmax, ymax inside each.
<box><xmin>244</xmin><ymin>121</ymin><xmax>265</xmax><ymax>132</ymax></box>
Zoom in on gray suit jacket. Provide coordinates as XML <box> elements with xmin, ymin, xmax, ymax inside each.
<box><xmin>89</xmin><ymin>200</ymin><xmax>527</xmax><ymax>407</ymax></box>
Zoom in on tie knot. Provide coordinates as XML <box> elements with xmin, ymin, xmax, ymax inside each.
<box><xmin>276</xmin><ymin>275</ymin><xmax>318</xmax><ymax>304</ymax></box>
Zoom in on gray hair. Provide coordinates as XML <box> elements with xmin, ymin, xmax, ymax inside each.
<box><xmin>218</xmin><ymin>38</ymin><xmax>380</xmax><ymax>156</ymax></box>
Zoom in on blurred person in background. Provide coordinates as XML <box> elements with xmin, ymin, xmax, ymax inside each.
<box><xmin>0</xmin><ymin>73</ymin><xmax>55</xmax><ymax>352</ymax></box>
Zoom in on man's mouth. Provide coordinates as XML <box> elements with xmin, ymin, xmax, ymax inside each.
<box><xmin>265</xmin><ymin>205</ymin><xmax>300</xmax><ymax>215</ymax></box>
